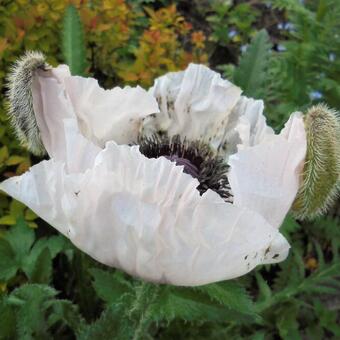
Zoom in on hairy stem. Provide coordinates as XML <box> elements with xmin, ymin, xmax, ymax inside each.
<box><xmin>130</xmin><ymin>282</ymin><xmax>159</xmax><ymax>340</ymax></box>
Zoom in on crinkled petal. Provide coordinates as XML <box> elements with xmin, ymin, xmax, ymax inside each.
<box><xmin>143</xmin><ymin>63</ymin><xmax>242</xmax><ymax>147</ymax></box>
<box><xmin>228</xmin><ymin>113</ymin><xmax>307</xmax><ymax>228</ymax></box>
<box><xmin>32</xmin><ymin>65</ymin><xmax>159</xmax><ymax>155</ymax></box>
<box><xmin>0</xmin><ymin>160</ymin><xmax>72</xmax><ymax>237</ymax></box>
<box><xmin>1</xmin><ymin>140</ymin><xmax>290</xmax><ymax>286</ymax></box>
<box><xmin>63</xmin><ymin>76</ymin><xmax>159</xmax><ymax>146</ymax></box>
<box><xmin>33</xmin><ymin>68</ymin><xmax>101</xmax><ymax>172</ymax></box>
<box><xmin>218</xmin><ymin>96</ymin><xmax>274</xmax><ymax>158</ymax></box>
<box><xmin>32</xmin><ymin>65</ymin><xmax>75</xmax><ymax>160</ymax></box>
<box><xmin>232</xmin><ymin>96</ymin><xmax>274</xmax><ymax>149</ymax></box>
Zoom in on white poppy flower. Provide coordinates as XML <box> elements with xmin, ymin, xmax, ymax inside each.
<box><xmin>1</xmin><ymin>56</ymin><xmax>307</xmax><ymax>286</ymax></box>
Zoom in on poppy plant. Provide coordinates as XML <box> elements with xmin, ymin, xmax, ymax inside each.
<box><xmin>1</xmin><ymin>52</ymin><xmax>309</xmax><ymax>286</ymax></box>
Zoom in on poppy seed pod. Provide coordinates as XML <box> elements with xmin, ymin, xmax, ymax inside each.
<box><xmin>1</xmin><ymin>52</ymin><xmax>308</xmax><ymax>286</ymax></box>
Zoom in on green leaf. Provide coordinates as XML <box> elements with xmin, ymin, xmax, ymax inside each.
<box><xmin>276</xmin><ymin>303</ymin><xmax>301</xmax><ymax>340</ymax></box>
<box><xmin>314</xmin><ymin>300</ymin><xmax>340</xmax><ymax>337</ymax></box>
<box><xmin>0</xmin><ymin>218</ymin><xmax>67</xmax><ymax>283</ymax></box>
<box><xmin>48</xmin><ymin>300</ymin><xmax>86</xmax><ymax>337</ymax></box>
<box><xmin>255</xmin><ymin>272</ymin><xmax>272</xmax><ymax>303</ymax></box>
<box><xmin>0</xmin><ymin>215</ymin><xmax>16</xmax><ymax>225</ymax></box>
<box><xmin>0</xmin><ymin>298</ymin><xmax>16</xmax><ymax>339</ymax></box>
<box><xmin>8</xmin><ymin>284</ymin><xmax>57</xmax><ymax>339</ymax></box>
<box><xmin>6</xmin><ymin>217</ymin><xmax>34</xmax><ymax>258</ymax></box>
<box><xmin>79</xmin><ymin>304</ymin><xmax>132</xmax><ymax>340</ymax></box>
<box><xmin>4</xmin><ymin>284</ymin><xmax>85</xmax><ymax>339</ymax></box>
<box><xmin>196</xmin><ymin>281</ymin><xmax>256</xmax><ymax>317</ymax></box>
<box><xmin>62</xmin><ymin>5</ymin><xmax>87</xmax><ymax>76</ymax></box>
<box><xmin>90</xmin><ymin>268</ymin><xmax>132</xmax><ymax>305</ymax></box>
<box><xmin>150</xmin><ymin>286</ymin><xmax>255</xmax><ymax>323</ymax></box>
<box><xmin>0</xmin><ymin>239</ymin><xmax>17</xmax><ymax>281</ymax></box>
<box><xmin>29</xmin><ymin>248</ymin><xmax>52</xmax><ymax>283</ymax></box>
<box><xmin>233</xmin><ymin>29</ymin><xmax>272</xmax><ymax>98</ymax></box>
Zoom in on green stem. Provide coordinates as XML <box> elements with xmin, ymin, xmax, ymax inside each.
<box><xmin>131</xmin><ymin>282</ymin><xmax>159</xmax><ymax>340</ymax></box>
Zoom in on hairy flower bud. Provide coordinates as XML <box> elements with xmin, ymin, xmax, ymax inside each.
<box><xmin>292</xmin><ymin>104</ymin><xmax>340</xmax><ymax>219</ymax></box>
<box><xmin>6</xmin><ymin>51</ymin><xmax>50</xmax><ymax>155</ymax></box>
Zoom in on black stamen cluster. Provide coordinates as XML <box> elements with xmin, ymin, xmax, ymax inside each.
<box><xmin>138</xmin><ymin>135</ymin><xmax>233</xmax><ymax>202</ymax></box>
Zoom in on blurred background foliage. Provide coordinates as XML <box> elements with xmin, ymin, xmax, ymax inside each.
<box><xmin>0</xmin><ymin>0</ymin><xmax>339</xmax><ymax>339</ymax></box>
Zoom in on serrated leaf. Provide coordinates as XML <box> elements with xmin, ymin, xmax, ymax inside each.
<box><xmin>0</xmin><ymin>219</ymin><xmax>67</xmax><ymax>283</ymax></box>
<box><xmin>233</xmin><ymin>29</ymin><xmax>271</xmax><ymax>98</ymax></box>
<box><xmin>196</xmin><ymin>281</ymin><xmax>256</xmax><ymax>317</ymax></box>
<box><xmin>150</xmin><ymin>286</ymin><xmax>255</xmax><ymax>323</ymax></box>
<box><xmin>9</xmin><ymin>284</ymin><xmax>57</xmax><ymax>338</ymax></box>
<box><xmin>255</xmin><ymin>272</ymin><xmax>272</xmax><ymax>303</ymax></box>
<box><xmin>90</xmin><ymin>268</ymin><xmax>132</xmax><ymax>305</ymax></box>
<box><xmin>79</xmin><ymin>304</ymin><xmax>132</xmax><ymax>340</ymax></box>
<box><xmin>0</xmin><ymin>239</ymin><xmax>17</xmax><ymax>281</ymax></box>
<box><xmin>276</xmin><ymin>303</ymin><xmax>301</xmax><ymax>340</ymax></box>
<box><xmin>3</xmin><ymin>284</ymin><xmax>85</xmax><ymax>339</ymax></box>
<box><xmin>29</xmin><ymin>248</ymin><xmax>52</xmax><ymax>283</ymax></box>
<box><xmin>0</xmin><ymin>298</ymin><xmax>16</xmax><ymax>339</ymax></box>
<box><xmin>5</xmin><ymin>217</ymin><xmax>34</xmax><ymax>258</ymax></box>
<box><xmin>62</xmin><ymin>5</ymin><xmax>87</xmax><ymax>76</ymax></box>
<box><xmin>314</xmin><ymin>300</ymin><xmax>340</xmax><ymax>337</ymax></box>
<box><xmin>48</xmin><ymin>299</ymin><xmax>86</xmax><ymax>337</ymax></box>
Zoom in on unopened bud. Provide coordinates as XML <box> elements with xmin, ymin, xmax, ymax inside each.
<box><xmin>292</xmin><ymin>104</ymin><xmax>340</xmax><ymax>219</ymax></box>
<box><xmin>6</xmin><ymin>51</ymin><xmax>49</xmax><ymax>155</ymax></box>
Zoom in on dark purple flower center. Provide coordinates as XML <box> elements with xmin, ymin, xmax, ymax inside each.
<box><xmin>138</xmin><ymin>134</ymin><xmax>233</xmax><ymax>202</ymax></box>
<box><xmin>164</xmin><ymin>155</ymin><xmax>199</xmax><ymax>178</ymax></box>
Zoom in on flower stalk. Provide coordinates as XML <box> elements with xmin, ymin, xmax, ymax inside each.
<box><xmin>129</xmin><ymin>282</ymin><xmax>159</xmax><ymax>340</ymax></box>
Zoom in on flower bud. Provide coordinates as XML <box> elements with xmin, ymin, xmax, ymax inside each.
<box><xmin>6</xmin><ymin>51</ymin><xmax>49</xmax><ymax>155</ymax></box>
<box><xmin>292</xmin><ymin>104</ymin><xmax>340</xmax><ymax>219</ymax></box>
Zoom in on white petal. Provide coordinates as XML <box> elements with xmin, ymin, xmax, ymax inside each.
<box><xmin>69</xmin><ymin>144</ymin><xmax>290</xmax><ymax>285</ymax></box>
<box><xmin>63</xmin><ymin>76</ymin><xmax>159</xmax><ymax>145</ymax></box>
<box><xmin>2</xmin><ymin>139</ymin><xmax>290</xmax><ymax>286</ymax></box>
<box><xmin>217</xmin><ymin>96</ymin><xmax>273</xmax><ymax>159</ymax></box>
<box><xmin>63</xmin><ymin>119</ymin><xmax>101</xmax><ymax>173</ymax></box>
<box><xmin>32</xmin><ymin>66</ymin><xmax>75</xmax><ymax>160</ymax></box>
<box><xmin>143</xmin><ymin>63</ymin><xmax>242</xmax><ymax>146</ymax></box>
<box><xmin>0</xmin><ymin>160</ymin><xmax>72</xmax><ymax>237</ymax></box>
<box><xmin>32</xmin><ymin>65</ymin><xmax>159</xmax><ymax>153</ymax></box>
<box><xmin>228</xmin><ymin>113</ymin><xmax>307</xmax><ymax>228</ymax></box>
<box><xmin>232</xmin><ymin>96</ymin><xmax>274</xmax><ymax>149</ymax></box>
<box><xmin>33</xmin><ymin>69</ymin><xmax>101</xmax><ymax>172</ymax></box>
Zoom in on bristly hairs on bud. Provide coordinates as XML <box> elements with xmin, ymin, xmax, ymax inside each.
<box><xmin>292</xmin><ymin>104</ymin><xmax>340</xmax><ymax>220</ymax></box>
<box><xmin>6</xmin><ymin>51</ymin><xmax>50</xmax><ymax>155</ymax></box>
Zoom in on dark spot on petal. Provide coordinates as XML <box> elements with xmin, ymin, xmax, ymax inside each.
<box><xmin>272</xmin><ymin>254</ymin><xmax>279</xmax><ymax>259</ymax></box>
<box><xmin>244</xmin><ymin>255</ymin><xmax>248</xmax><ymax>260</ymax></box>
<box><xmin>264</xmin><ymin>246</ymin><xmax>270</xmax><ymax>256</ymax></box>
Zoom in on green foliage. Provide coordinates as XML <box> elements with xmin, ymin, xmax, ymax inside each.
<box><xmin>62</xmin><ymin>5</ymin><xmax>87</xmax><ymax>76</ymax></box>
<box><xmin>233</xmin><ymin>29</ymin><xmax>272</xmax><ymax>98</ymax></box>
<box><xmin>90</xmin><ymin>268</ymin><xmax>133</xmax><ymax>305</ymax></box>
<box><xmin>0</xmin><ymin>284</ymin><xmax>85</xmax><ymax>339</ymax></box>
<box><xmin>0</xmin><ymin>217</ymin><xmax>67</xmax><ymax>283</ymax></box>
<box><xmin>195</xmin><ymin>281</ymin><xmax>256</xmax><ymax>318</ymax></box>
<box><xmin>265</xmin><ymin>0</ymin><xmax>340</xmax><ymax>125</ymax></box>
<box><xmin>207</xmin><ymin>1</ymin><xmax>260</xmax><ymax>47</ymax></box>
